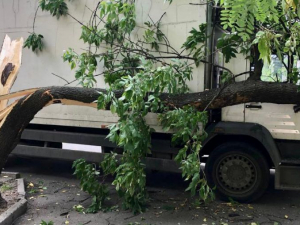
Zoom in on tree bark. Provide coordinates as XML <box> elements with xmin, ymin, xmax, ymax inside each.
<box><xmin>161</xmin><ymin>80</ymin><xmax>300</xmax><ymax>110</ymax></box>
<box><xmin>249</xmin><ymin>44</ymin><xmax>263</xmax><ymax>81</ymax></box>
<box><xmin>0</xmin><ymin>35</ymin><xmax>23</xmax><ymax>208</ymax></box>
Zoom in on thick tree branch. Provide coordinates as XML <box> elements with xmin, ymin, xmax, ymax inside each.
<box><xmin>160</xmin><ymin>80</ymin><xmax>300</xmax><ymax>110</ymax></box>
<box><xmin>0</xmin><ymin>79</ymin><xmax>298</xmax><ymax>190</ymax></box>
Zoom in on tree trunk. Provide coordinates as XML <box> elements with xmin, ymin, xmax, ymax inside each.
<box><xmin>0</xmin><ymin>35</ymin><xmax>23</xmax><ymax>208</ymax></box>
<box><xmin>249</xmin><ymin>44</ymin><xmax>263</xmax><ymax>81</ymax></box>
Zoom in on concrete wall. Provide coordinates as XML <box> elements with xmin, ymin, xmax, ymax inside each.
<box><xmin>0</xmin><ymin>0</ymin><xmax>207</xmax><ymax>129</ymax></box>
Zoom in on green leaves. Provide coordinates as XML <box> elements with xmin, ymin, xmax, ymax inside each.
<box><xmin>112</xmin><ymin>160</ymin><xmax>147</xmax><ymax>214</ymax></box>
<box><xmin>25</xmin><ymin>0</ymin><xmax>69</xmax><ymax>52</ymax></box>
<box><xmin>97</xmin><ymin>0</ymin><xmax>136</xmax><ymax>44</ymax></box>
<box><xmin>186</xmin><ymin>173</ymin><xmax>200</xmax><ymax>196</ymax></box>
<box><xmin>101</xmin><ymin>152</ymin><xmax>118</xmax><ymax>175</ymax></box>
<box><xmin>217</xmin><ymin>0</ymin><xmax>300</xmax><ymax>81</ymax></box>
<box><xmin>253</xmin><ymin>31</ymin><xmax>272</xmax><ymax>64</ymax></box>
<box><xmin>182</xmin><ymin>24</ymin><xmax>207</xmax><ymax>66</ymax></box>
<box><xmin>40</xmin><ymin>221</ymin><xmax>54</xmax><ymax>225</ymax></box>
<box><xmin>220</xmin><ymin>71</ymin><xmax>233</xmax><ymax>84</ymax></box>
<box><xmin>220</xmin><ymin>0</ymin><xmax>279</xmax><ymax>41</ymax></box>
<box><xmin>159</xmin><ymin>107</ymin><xmax>213</xmax><ymax>203</ymax></box>
<box><xmin>183</xmin><ymin>24</ymin><xmax>207</xmax><ymax>52</ymax></box>
<box><xmin>94</xmin><ymin>56</ymin><xmax>195</xmax><ymax>212</ymax></box>
<box><xmin>160</xmin><ymin>106</ymin><xmax>207</xmax><ymax>144</ymax></box>
<box><xmin>24</xmin><ymin>33</ymin><xmax>44</xmax><ymax>52</ymax></box>
<box><xmin>217</xmin><ymin>34</ymin><xmax>240</xmax><ymax>63</ymax></box>
<box><xmin>80</xmin><ymin>26</ymin><xmax>102</xmax><ymax>47</ymax></box>
<box><xmin>63</xmin><ymin>49</ymin><xmax>97</xmax><ymax>87</ymax></box>
<box><xmin>143</xmin><ymin>21</ymin><xmax>165</xmax><ymax>51</ymax></box>
<box><xmin>61</xmin><ymin>0</ymin><xmax>213</xmax><ymax>213</ymax></box>
<box><xmin>72</xmin><ymin>157</ymin><xmax>118</xmax><ymax>213</ymax></box>
<box><xmin>39</xmin><ymin>0</ymin><xmax>68</xmax><ymax>19</ymax></box>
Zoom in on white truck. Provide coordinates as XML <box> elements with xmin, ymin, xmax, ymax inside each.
<box><xmin>0</xmin><ymin>0</ymin><xmax>297</xmax><ymax>202</ymax></box>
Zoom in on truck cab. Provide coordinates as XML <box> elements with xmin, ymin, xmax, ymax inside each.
<box><xmin>201</xmin><ymin>103</ymin><xmax>296</xmax><ymax>202</ymax></box>
<box><xmin>199</xmin><ymin>46</ymin><xmax>300</xmax><ymax>201</ymax></box>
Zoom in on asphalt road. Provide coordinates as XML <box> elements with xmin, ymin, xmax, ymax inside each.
<box><xmin>2</xmin><ymin>155</ymin><xmax>300</xmax><ymax>225</ymax></box>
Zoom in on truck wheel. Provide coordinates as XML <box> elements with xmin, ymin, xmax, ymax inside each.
<box><xmin>205</xmin><ymin>142</ymin><xmax>270</xmax><ymax>202</ymax></box>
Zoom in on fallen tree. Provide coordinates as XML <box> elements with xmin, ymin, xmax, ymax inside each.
<box><xmin>1</xmin><ymin>37</ymin><xmax>300</xmax><ymax>212</ymax></box>
<box><xmin>5</xmin><ymin>73</ymin><xmax>300</xmax><ymax>209</ymax></box>
<box><xmin>2</xmin><ymin>0</ymin><xmax>300</xmax><ymax>213</ymax></box>
<box><xmin>3</xmin><ymin>36</ymin><xmax>300</xmax><ymax>211</ymax></box>
<box><xmin>1</xmin><ymin>71</ymin><xmax>300</xmax><ymax>180</ymax></box>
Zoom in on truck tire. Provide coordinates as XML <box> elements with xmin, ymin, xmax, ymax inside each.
<box><xmin>205</xmin><ymin>142</ymin><xmax>270</xmax><ymax>202</ymax></box>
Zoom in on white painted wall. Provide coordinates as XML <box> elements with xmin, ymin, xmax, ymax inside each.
<box><xmin>0</xmin><ymin>0</ymin><xmax>207</xmax><ymax>130</ymax></box>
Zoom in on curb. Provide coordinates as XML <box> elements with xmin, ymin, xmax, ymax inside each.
<box><xmin>0</xmin><ymin>176</ymin><xmax>27</xmax><ymax>225</ymax></box>
<box><xmin>1</xmin><ymin>172</ymin><xmax>20</xmax><ymax>179</ymax></box>
<box><xmin>17</xmin><ymin>179</ymin><xmax>25</xmax><ymax>197</ymax></box>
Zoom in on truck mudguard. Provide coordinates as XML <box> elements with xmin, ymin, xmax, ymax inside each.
<box><xmin>202</xmin><ymin>122</ymin><xmax>281</xmax><ymax>166</ymax></box>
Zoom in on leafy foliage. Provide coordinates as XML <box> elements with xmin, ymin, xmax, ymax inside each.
<box><xmin>220</xmin><ymin>71</ymin><xmax>233</xmax><ymax>84</ymax></box>
<box><xmin>39</xmin><ymin>0</ymin><xmax>68</xmax><ymax>19</ymax></box>
<box><xmin>73</xmin><ymin>204</ymin><xmax>85</xmax><ymax>213</ymax></box>
<box><xmin>72</xmin><ymin>155</ymin><xmax>117</xmax><ymax>213</ymax></box>
<box><xmin>182</xmin><ymin>24</ymin><xmax>207</xmax><ymax>66</ymax></box>
<box><xmin>24</xmin><ymin>0</ymin><xmax>69</xmax><ymax>52</ymax></box>
<box><xmin>216</xmin><ymin>34</ymin><xmax>240</xmax><ymax>63</ymax></box>
<box><xmin>214</xmin><ymin>0</ymin><xmax>300</xmax><ymax>82</ymax></box>
<box><xmin>0</xmin><ymin>184</ymin><xmax>12</xmax><ymax>192</ymax></box>
<box><xmin>63</xmin><ymin>49</ymin><xmax>97</xmax><ymax>88</ymax></box>
<box><xmin>159</xmin><ymin>107</ymin><xmax>214</xmax><ymax>202</ymax></box>
<box><xmin>96</xmin><ymin>58</ymin><xmax>195</xmax><ymax>213</ymax></box>
<box><xmin>220</xmin><ymin>0</ymin><xmax>279</xmax><ymax>41</ymax></box>
<box><xmin>143</xmin><ymin>21</ymin><xmax>165</xmax><ymax>51</ymax></box>
<box><xmin>24</xmin><ymin>33</ymin><xmax>44</xmax><ymax>52</ymax></box>
<box><xmin>37</xmin><ymin>0</ymin><xmax>216</xmax><ymax>214</ymax></box>
<box><xmin>40</xmin><ymin>221</ymin><xmax>54</xmax><ymax>225</ymax></box>
<box><xmin>252</xmin><ymin>31</ymin><xmax>274</xmax><ymax>64</ymax></box>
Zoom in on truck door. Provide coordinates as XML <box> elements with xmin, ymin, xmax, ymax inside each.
<box><xmin>244</xmin><ymin>55</ymin><xmax>300</xmax><ymax>141</ymax></box>
<box><xmin>244</xmin><ymin>103</ymin><xmax>300</xmax><ymax>140</ymax></box>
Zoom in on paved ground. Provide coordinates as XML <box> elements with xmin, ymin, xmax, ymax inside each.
<box><xmin>2</xmin><ymin>155</ymin><xmax>300</xmax><ymax>225</ymax></box>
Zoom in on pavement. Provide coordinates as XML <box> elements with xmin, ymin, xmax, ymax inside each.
<box><xmin>2</xmin><ymin>155</ymin><xmax>300</xmax><ymax>225</ymax></box>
